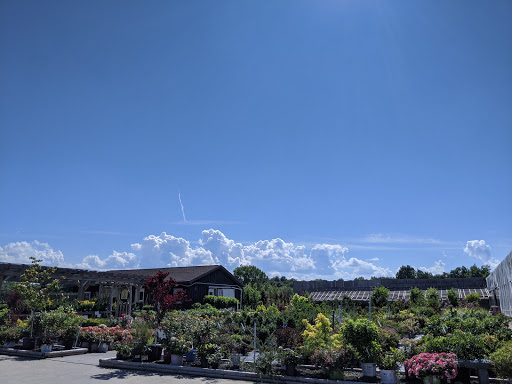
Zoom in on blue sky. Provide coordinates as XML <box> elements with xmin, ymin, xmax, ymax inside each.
<box><xmin>1</xmin><ymin>0</ymin><xmax>511</xmax><ymax>279</ymax></box>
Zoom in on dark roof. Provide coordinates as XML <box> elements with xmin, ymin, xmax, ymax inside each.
<box><xmin>108</xmin><ymin>265</ymin><xmax>243</xmax><ymax>286</ymax></box>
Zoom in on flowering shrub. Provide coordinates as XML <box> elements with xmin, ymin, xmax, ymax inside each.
<box><xmin>79</xmin><ymin>325</ymin><xmax>124</xmax><ymax>344</ymax></box>
<box><xmin>114</xmin><ymin>329</ymin><xmax>135</xmax><ymax>359</ymax></box>
<box><xmin>310</xmin><ymin>347</ymin><xmax>349</xmax><ymax>374</ymax></box>
<box><xmin>404</xmin><ymin>352</ymin><xmax>458</xmax><ymax>379</ymax></box>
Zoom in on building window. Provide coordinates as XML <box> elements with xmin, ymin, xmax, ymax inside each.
<box><xmin>208</xmin><ymin>287</ymin><xmax>234</xmax><ymax>297</ymax></box>
<box><xmin>84</xmin><ymin>291</ymin><xmax>91</xmax><ymax>301</ymax></box>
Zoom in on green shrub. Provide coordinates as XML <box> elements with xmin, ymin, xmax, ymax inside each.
<box><xmin>341</xmin><ymin>318</ymin><xmax>382</xmax><ymax>364</ymax></box>
<box><xmin>81</xmin><ymin>318</ymin><xmax>109</xmax><ymax>327</ymax></box>
<box><xmin>447</xmin><ymin>288</ymin><xmax>459</xmax><ymax>307</ymax></box>
<box><xmin>371</xmin><ymin>286</ymin><xmax>389</xmax><ymax>308</ymax></box>
<box><xmin>409</xmin><ymin>287</ymin><xmax>425</xmax><ymax>306</ymax></box>
<box><xmin>203</xmin><ymin>295</ymin><xmax>239</xmax><ymax>309</ymax></box>
<box><xmin>421</xmin><ymin>330</ymin><xmax>494</xmax><ymax>360</ymax></box>
<box><xmin>490</xmin><ymin>340</ymin><xmax>512</xmax><ymax>379</ymax></box>
<box><xmin>465</xmin><ymin>293</ymin><xmax>481</xmax><ymax>304</ymax></box>
<box><xmin>426</xmin><ymin>288</ymin><xmax>441</xmax><ymax>311</ymax></box>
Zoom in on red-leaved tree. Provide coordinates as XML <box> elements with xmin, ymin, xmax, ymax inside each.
<box><xmin>145</xmin><ymin>270</ymin><xmax>188</xmax><ymax>323</ymax></box>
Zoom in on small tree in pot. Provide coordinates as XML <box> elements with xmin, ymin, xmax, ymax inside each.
<box><xmin>341</xmin><ymin>318</ymin><xmax>382</xmax><ymax>377</ymax></box>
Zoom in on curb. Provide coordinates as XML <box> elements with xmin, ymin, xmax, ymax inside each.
<box><xmin>0</xmin><ymin>347</ymin><xmax>89</xmax><ymax>359</ymax></box>
<box><xmin>99</xmin><ymin>357</ymin><xmax>376</xmax><ymax>384</ymax></box>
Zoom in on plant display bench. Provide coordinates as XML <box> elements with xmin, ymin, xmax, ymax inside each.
<box><xmin>99</xmin><ymin>357</ymin><xmax>377</xmax><ymax>384</ymax></box>
<box><xmin>0</xmin><ymin>346</ymin><xmax>88</xmax><ymax>359</ymax></box>
<box><xmin>456</xmin><ymin>360</ymin><xmax>492</xmax><ymax>384</ymax></box>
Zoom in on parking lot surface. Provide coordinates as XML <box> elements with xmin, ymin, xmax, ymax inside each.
<box><xmin>0</xmin><ymin>351</ymin><xmax>251</xmax><ymax>384</ymax></box>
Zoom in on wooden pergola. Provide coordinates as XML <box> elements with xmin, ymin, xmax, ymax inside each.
<box><xmin>0</xmin><ymin>262</ymin><xmax>148</xmax><ymax>316</ymax></box>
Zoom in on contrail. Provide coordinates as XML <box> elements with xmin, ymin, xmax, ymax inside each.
<box><xmin>178</xmin><ymin>191</ymin><xmax>187</xmax><ymax>222</ymax></box>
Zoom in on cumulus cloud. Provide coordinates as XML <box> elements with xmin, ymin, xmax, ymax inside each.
<box><xmin>78</xmin><ymin>251</ymin><xmax>139</xmax><ymax>270</ymax></box>
<box><xmin>464</xmin><ymin>240</ymin><xmax>499</xmax><ymax>268</ymax></box>
<box><xmin>131</xmin><ymin>232</ymin><xmax>215</xmax><ymax>268</ymax></box>
<box><xmin>419</xmin><ymin>260</ymin><xmax>446</xmax><ymax>275</ymax></box>
<box><xmin>0</xmin><ymin>241</ymin><xmax>65</xmax><ymax>266</ymax></box>
<box><xmin>0</xmin><ymin>231</ymin><xmax>393</xmax><ymax>279</ymax></box>
<box><xmin>126</xmin><ymin>230</ymin><xmax>388</xmax><ymax>279</ymax></box>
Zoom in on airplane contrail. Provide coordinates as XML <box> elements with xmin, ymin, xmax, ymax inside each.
<box><xmin>178</xmin><ymin>191</ymin><xmax>187</xmax><ymax>222</ymax></box>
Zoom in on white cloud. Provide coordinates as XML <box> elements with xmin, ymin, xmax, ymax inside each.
<box><xmin>335</xmin><ymin>258</ymin><xmax>393</xmax><ymax>279</ymax></box>
<box><xmin>464</xmin><ymin>240</ymin><xmax>499</xmax><ymax>268</ymax></box>
<box><xmin>419</xmin><ymin>260</ymin><xmax>446</xmax><ymax>275</ymax></box>
<box><xmin>0</xmin><ymin>241</ymin><xmax>65</xmax><ymax>266</ymax></box>
<box><xmin>368</xmin><ymin>257</ymin><xmax>381</xmax><ymax>262</ymax></box>
<box><xmin>362</xmin><ymin>234</ymin><xmax>441</xmax><ymax>244</ymax></box>
<box><xmin>0</xmin><ymin>231</ymin><xmax>394</xmax><ymax>280</ymax></box>
<box><xmin>131</xmin><ymin>232</ymin><xmax>214</xmax><ymax>268</ymax></box>
<box><xmin>78</xmin><ymin>251</ymin><xmax>139</xmax><ymax>270</ymax></box>
<box><xmin>127</xmin><ymin>230</ymin><xmax>388</xmax><ymax>280</ymax></box>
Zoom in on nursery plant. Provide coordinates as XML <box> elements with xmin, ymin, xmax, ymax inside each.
<box><xmin>404</xmin><ymin>352</ymin><xmax>458</xmax><ymax>380</ymax></box>
<box><xmin>341</xmin><ymin>318</ymin><xmax>382</xmax><ymax>364</ymax></box>
<box><xmin>302</xmin><ymin>313</ymin><xmax>341</xmax><ymax>356</ymax></box>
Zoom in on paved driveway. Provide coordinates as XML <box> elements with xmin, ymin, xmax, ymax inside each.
<box><xmin>0</xmin><ymin>351</ymin><xmax>251</xmax><ymax>384</ymax></box>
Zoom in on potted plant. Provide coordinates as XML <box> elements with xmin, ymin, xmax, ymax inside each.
<box><xmin>130</xmin><ymin>317</ymin><xmax>154</xmax><ymax>362</ymax></box>
<box><xmin>207</xmin><ymin>344</ymin><xmax>224</xmax><ymax>369</ymax></box>
<box><xmin>279</xmin><ymin>347</ymin><xmax>300</xmax><ymax>377</ymax></box>
<box><xmin>0</xmin><ymin>326</ymin><xmax>22</xmax><ymax>348</ymax></box>
<box><xmin>226</xmin><ymin>335</ymin><xmax>244</xmax><ymax>368</ymax></box>
<box><xmin>197</xmin><ymin>343</ymin><xmax>217</xmax><ymax>368</ymax></box>
<box><xmin>380</xmin><ymin>347</ymin><xmax>404</xmax><ymax>384</ymax></box>
<box><xmin>114</xmin><ymin>332</ymin><xmax>134</xmax><ymax>361</ymax></box>
<box><xmin>341</xmin><ymin>318</ymin><xmax>382</xmax><ymax>377</ymax></box>
<box><xmin>164</xmin><ymin>336</ymin><xmax>188</xmax><ymax>365</ymax></box>
<box><xmin>404</xmin><ymin>352</ymin><xmax>458</xmax><ymax>384</ymax></box>
<box><xmin>39</xmin><ymin>331</ymin><xmax>56</xmax><ymax>353</ymax></box>
<box><xmin>310</xmin><ymin>347</ymin><xmax>348</xmax><ymax>380</ymax></box>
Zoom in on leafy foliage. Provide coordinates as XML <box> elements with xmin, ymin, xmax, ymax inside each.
<box><xmin>425</xmin><ymin>287</ymin><xmax>441</xmax><ymax>311</ymax></box>
<box><xmin>233</xmin><ymin>265</ymin><xmax>268</xmax><ymax>287</ymax></box>
<box><xmin>490</xmin><ymin>340</ymin><xmax>512</xmax><ymax>379</ymax></box>
<box><xmin>409</xmin><ymin>287</ymin><xmax>425</xmax><ymax>307</ymax></box>
<box><xmin>371</xmin><ymin>286</ymin><xmax>389</xmax><ymax>308</ymax></box>
<box><xmin>302</xmin><ymin>313</ymin><xmax>341</xmax><ymax>356</ymax></box>
<box><xmin>447</xmin><ymin>288</ymin><xmax>459</xmax><ymax>307</ymax></box>
<box><xmin>145</xmin><ymin>270</ymin><xmax>187</xmax><ymax>323</ymax></box>
<box><xmin>203</xmin><ymin>295</ymin><xmax>239</xmax><ymax>309</ymax></box>
<box><xmin>16</xmin><ymin>257</ymin><xmax>61</xmax><ymax>312</ymax></box>
<box><xmin>341</xmin><ymin>318</ymin><xmax>382</xmax><ymax>363</ymax></box>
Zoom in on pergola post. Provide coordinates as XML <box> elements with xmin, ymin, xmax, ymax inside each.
<box><xmin>0</xmin><ymin>274</ymin><xmax>4</xmax><ymax>293</ymax></box>
<box><xmin>135</xmin><ymin>284</ymin><xmax>141</xmax><ymax>304</ymax></box>
<box><xmin>128</xmin><ymin>283</ymin><xmax>133</xmax><ymax>315</ymax></box>
<box><xmin>109</xmin><ymin>285</ymin><xmax>114</xmax><ymax>315</ymax></box>
<box><xmin>78</xmin><ymin>280</ymin><xmax>90</xmax><ymax>301</ymax></box>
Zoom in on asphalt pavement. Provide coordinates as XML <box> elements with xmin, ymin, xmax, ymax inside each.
<box><xmin>0</xmin><ymin>351</ymin><xmax>251</xmax><ymax>384</ymax></box>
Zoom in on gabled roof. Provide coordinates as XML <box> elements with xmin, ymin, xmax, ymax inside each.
<box><xmin>108</xmin><ymin>265</ymin><xmax>243</xmax><ymax>286</ymax></box>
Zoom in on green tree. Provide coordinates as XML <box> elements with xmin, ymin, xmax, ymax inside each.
<box><xmin>447</xmin><ymin>288</ymin><xmax>459</xmax><ymax>307</ymax></box>
<box><xmin>16</xmin><ymin>257</ymin><xmax>61</xmax><ymax>313</ymax></box>
<box><xmin>426</xmin><ymin>287</ymin><xmax>441</xmax><ymax>311</ymax></box>
<box><xmin>416</xmin><ymin>270</ymin><xmax>433</xmax><ymax>279</ymax></box>
<box><xmin>242</xmin><ymin>283</ymin><xmax>261</xmax><ymax>309</ymax></box>
<box><xmin>233</xmin><ymin>265</ymin><xmax>268</xmax><ymax>288</ymax></box>
<box><xmin>465</xmin><ymin>293</ymin><xmax>481</xmax><ymax>304</ymax></box>
<box><xmin>371</xmin><ymin>286</ymin><xmax>389</xmax><ymax>308</ymax></box>
<box><xmin>396</xmin><ymin>265</ymin><xmax>416</xmax><ymax>279</ymax></box>
<box><xmin>409</xmin><ymin>287</ymin><xmax>425</xmax><ymax>306</ymax></box>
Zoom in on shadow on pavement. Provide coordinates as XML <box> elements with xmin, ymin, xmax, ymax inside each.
<box><xmin>90</xmin><ymin>369</ymin><xmax>225</xmax><ymax>382</ymax></box>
